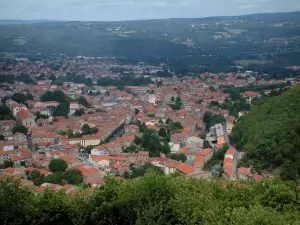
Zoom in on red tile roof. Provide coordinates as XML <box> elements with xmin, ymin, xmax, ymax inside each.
<box><xmin>225</xmin><ymin>148</ymin><xmax>236</xmax><ymax>156</ymax></box>
<box><xmin>238</xmin><ymin>167</ymin><xmax>252</xmax><ymax>177</ymax></box>
<box><xmin>241</xmin><ymin>91</ymin><xmax>260</xmax><ymax>98</ymax></box>
<box><xmin>176</xmin><ymin>163</ymin><xmax>195</xmax><ymax>175</ymax></box>
<box><xmin>199</xmin><ymin>148</ymin><xmax>213</xmax><ymax>156</ymax></box>
<box><xmin>166</xmin><ymin>160</ymin><xmax>180</xmax><ymax>168</ymax></box>
<box><xmin>16</xmin><ymin>109</ymin><xmax>32</xmax><ymax>120</ymax></box>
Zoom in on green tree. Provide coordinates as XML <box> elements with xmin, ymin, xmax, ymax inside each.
<box><xmin>76</xmin><ymin>96</ymin><xmax>89</xmax><ymax>107</ymax></box>
<box><xmin>29</xmin><ymin>170</ymin><xmax>45</xmax><ymax>186</ymax></box>
<box><xmin>123</xmin><ymin>144</ymin><xmax>138</xmax><ymax>153</ymax></box>
<box><xmin>0</xmin><ymin>160</ymin><xmax>13</xmax><ymax>169</ymax></box>
<box><xmin>0</xmin><ymin>105</ymin><xmax>14</xmax><ymax>121</ymax></box>
<box><xmin>40</xmin><ymin>90</ymin><xmax>70</xmax><ymax>103</ymax></box>
<box><xmin>158</xmin><ymin>128</ymin><xmax>167</xmax><ymax>137</ymax></box>
<box><xmin>230</xmin><ymin>86</ymin><xmax>300</xmax><ymax>181</ymax></box>
<box><xmin>63</xmin><ymin>169</ymin><xmax>83</xmax><ymax>185</ymax></box>
<box><xmin>74</xmin><ymin>109</ymin><xmax>85</xmax><ymax>117</ymax></box>
<box><xmin>0</xmin><ymin>178</ymin><xmax>35</xmax><ymax>225</ymax></box>
<box><xmin>45</xmin><ymin>172</ymin><xmax>64</xmax><ymax>185</ymax></box>
<box><xmin>170</xmin><ymin>153</ymin><xmax>187</xmax><ymax>162</ymax></box>
<box><xmin>49</xmin><ymin>159</ymin><xmax>68</xmax><ymax>173</ymax></box>
<box><xmin>162</xmin><ymin>142</ymin><xmax>171</xmax><ymax>154</ymax></box>
<box><xmin>53</xmin><ymin>102</ymin><xmax>70</xmax><ymax>117</ymax></box>
<box><xmin>12</xmin><ymin>123</ymin><xmax>28</xmax><ymax>134</ymax></box>
<box><xmin>81</xmin><ymin>124</ymin><xmax>92</xmax><ymax>135</ymax></box>
<box><xmin>34</xmin><ymin>111</ymin><xmax>48</xmax><ymax>121</ymax></box>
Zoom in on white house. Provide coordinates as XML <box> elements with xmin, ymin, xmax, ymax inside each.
<box><xmin>69</xmin><ymin>102</ymin><xmax>79</xmax><ymax>115</ymax></box>
<box><xmin>89</xmin><ymin>155</ymin><xmax>110</xmax><ymax>168</ymax></box>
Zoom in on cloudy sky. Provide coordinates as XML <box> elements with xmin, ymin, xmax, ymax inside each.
<box><xmin>0</xmin><ymin>0</ymin><xmax>300</xmax><ymax>21</ymax></box>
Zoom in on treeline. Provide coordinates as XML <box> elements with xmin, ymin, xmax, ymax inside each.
<box><xmin>97</xmin><ymin>75</ymin><xmax>152</xmax><ymax>89</ymax></box>
<box><xmin>230</xmin><ymin>85</ymin><xmax>300</xmax><ymax>182</ymax></box>
<box><xmin>223</xmin><ymin>83</ymin><xmax>286</xmax><ymax>100</ymax></box>
<box><xmin>0</xmin><ymin>74</ymin><xmax>34</xmax><ymax>84</ymax></box>
<box><xmin>1</xmin><ymin>172</ymin><xmax>300</xmax><ymax>225</ymax></box>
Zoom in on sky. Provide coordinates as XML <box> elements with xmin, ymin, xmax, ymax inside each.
<box><xmin>0</xmin><ymin>0</ymin><xmax>300</xmax><ymax>21</ymax></box>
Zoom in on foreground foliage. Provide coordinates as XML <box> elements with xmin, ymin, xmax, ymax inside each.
<box><xmin>0</xmin><ymin>172</ymin><xmax>299</xmax><ymax>225</ymax></box>
<box><xmin>231</xmin><ymin>85</ymin><xmax>300</xmax><ymax>182</ymax></box>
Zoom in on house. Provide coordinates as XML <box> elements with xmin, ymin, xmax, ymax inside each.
<box><xmin>12</xmin><ymin>132</ymin><xmax>27</xmax><ymax>142</ymax></box>
<box><xmin>0</xmin><ymin>120</ymin><xmax>15</xmax><ymax>137</ymax></box>
<box><xmin>240</xmin><ymin>91</ymin><xmax>261</xmax><ymax>104</ymax></box>
<box><xmin>125</xmin><ymin>124</ymin><xmax>139</xmax><ymax>135</ymax></box>
<box><xmin>237</xmin><ymin>167</ymin><xmax>252</xmax><ymax>181</ymax></box>
<box><xmin>237</xmin><ymin>167</ymin><xmax>262</xmax><ymax>181</ymax></box>
<box><xmin>63</xmin><ymin>82</ymin><xmax>74</xmax><ymax>87</ymax></box>
<box><xmin>223</xmin><ymin>167</ymin><xmax>237</xmax><ymax>180</ymax></box>
<box><xmin>62</xmin><ymin>135</ymin><xmax>101</xmax><ymax>147</ymax></box>
<box><xmin>4</xmin><ymin>166</ymin><xmax>25</xmax><ymax>177</ymax></box>
<box><xmin>16</xmin><ymin>110</ymin><xmax>36</xmax><ymax>127</ymax></box>
<box><xmin>37</xmin><ymin>80</ymin><xmax>52</xmax><ymax>86</ymax></box>
<box><xmin>199</xmin><ymin>148</ymin><xmax>213</xmax><ymax>163</ymax></box>
<box><xmin>206</xmin><ymin>123</ymin><xmax>226</xmax><ymax>148</ymax></box>
<box><xmin>55</xmin><ymin>155</ymin><xmax>81</xmax><ymax>168</ymax></box>
<box><xmin>186</xmin><ymin>136</ymin><xmax>204</xmax><ymax>151</ymax></box>
<box><xmin>69</xmin><ymin>102</ymin><xmax>79</xmax><ymax>115</ymax></box>
<box><xmin>89</xmin><ymin>155</ymin><xmax>110</xmax><ymax>168</ymax></box>
<box><xmin>194</xmin><ymin>155</ymin><xmax>205</xmax><ymax>169</ymax></box>
<box><xmin>176</xmin><ymin>163</ymin><xmax>196</xmax><ymax>175</ymax></box>
<box><xmin>164</xmin><ymin>160</ymin><xmax>181</xmax><ymax>175</ymax></box>
<box><xmin>25</xmin><ymin>167</ymin><xmax>51</xmax><ymax>177</ymax></box>
<box><xmin>11</xmin><ymin>104</ymin><xmax>28</xmax><ymax>116</ymax></box>
<box><xmin>71</xmin><ymin>164</ymin><xmax>104</xmax><ymax>186</ymax></box>
<box><xmin>0</xmin><ymin>151</ymin><xmax>11</xmax><ymax>163</ymax></box>
<box><xmin>225</xmin><ymin>148</ymin><xmax>236</xmax><ymax>160</ymax></box>
<box><xmin>11</xmin><ymin>151</ymin><xmax>32</xmax><ymax>167</ymax></box>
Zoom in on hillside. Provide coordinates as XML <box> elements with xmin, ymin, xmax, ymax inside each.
<box><xmin>230</xmin><ymin>85</ymin><xmax>300</xmax><ymax>181</ymax></box>
<box><xmin>1</xmin><ymin>11</ymin><xmax>300</xmax><ymax>72</ymax></box>
<box><xmin>1</xmin><ymin>172</ymin><xmax>300</xmax><ymax>225</ymax></box>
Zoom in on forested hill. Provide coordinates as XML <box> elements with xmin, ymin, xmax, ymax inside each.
<box><xmin>1</xmin><ymin>11</ymin><xmax>300</xmax><ymax>72</ymax></box>
<box><xmin>231</xmin><ymin>85</ymin><xmax>300</xmax><ymax>181</ymax></box>
<box><xmin>1</xmin><ymin>172</ymin><xmax>300</xmax><ymax>225</ymax></box>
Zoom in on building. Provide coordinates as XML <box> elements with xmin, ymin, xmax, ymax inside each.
<box><xmin>69</xmin><ymin>102</ymin><xmax>79</xmax><ymax>115</ymax></box>
<box><xmin>11</xmin><ymin>104</ymin><xmax>27</xmax><ymax>116</ymax></box>
<box><xmin>124</xmin><ymin>124</ymin><xmax>139</xmax><ymax>136</ymax></box>
<box><xmin>186</xmin><ymin>136</ymin><xmax>204</xmax><ymax>151</ymax></box>
<box><xmin>16</xmin><ymin>110</ymin><xmax>36</xmax><ymax>127</ymax></box>
<box><xmin>0</xmin><ymin>120</ymin><xmax>16</xmax><ymax>137</ymax></box>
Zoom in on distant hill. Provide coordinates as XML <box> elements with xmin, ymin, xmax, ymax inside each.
<box><xmin>0</xmin><ymin>11</ymin><xmax>300</xmax><ymax>73</ymax></box>
<box><xmin>230</xmin><ymin>85</ymin><xmax>300</xmax><ymax>181</ymax></box>
<box><xmin>0</xmin><ymin>19</ymin><xmax>58</xmax><ymax>25</ymax></box>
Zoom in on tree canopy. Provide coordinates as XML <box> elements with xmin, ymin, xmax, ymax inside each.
<box><xmin>76</xmin><ymin>96</ymin><xmax>89</xmax><ymax>107</ymax></box>
<box><xmin>11</xmin><ymin>92</ymin><xmax>33</xmax><ymax>104</ymax></box>
<box><xmin>230</xmin><ymin>85</ymin><xmax>300</xmax><ymax>182</ymax></box>
<box><xmin>40</xmin><ymin>90</ymin><xmax>70</xmax><ymax>103</ymax></box>
<box><xmin>0</xmin><ymin>172</ymin><xmax>300</xmax><ymax>225</ymax></box>
<box><xmin>203</xmin><ymin>112</ymin><xmax>226</xmax><ymax>131</ymax></box>
<box><xmin>62</xmin><ymin>169</ymin><xmax>83</xmax><ymax>185</ymax></box>
<box><xmin>48</xmin><ymin>159</ymin><xmax>68</xmax><ymax>173</ymax></box>
<box><xmin>0</xmin><ymin>104</ymin><xmax>14</xmax><ymax>121</ymax></box>
<box><xmin>12</xmin><ymin>123</ymin><xmax>28</xmax><ymax>134</ymax></box>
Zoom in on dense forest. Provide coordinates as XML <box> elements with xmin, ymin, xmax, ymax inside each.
<box><xmin>1</xmin><ymin>171</ymin><xmax>300</xmax><ymax>225</ymax></box>
<box><xmin>230</xmin><ymin>85</ymin><xmax>300</xmax><ymax>182</ymax></box>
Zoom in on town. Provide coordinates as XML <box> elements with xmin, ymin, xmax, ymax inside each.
<box><xmin>0</xmin><ymin>56</ymin><xmax>299</xmax><ymax>193</ymax></box>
